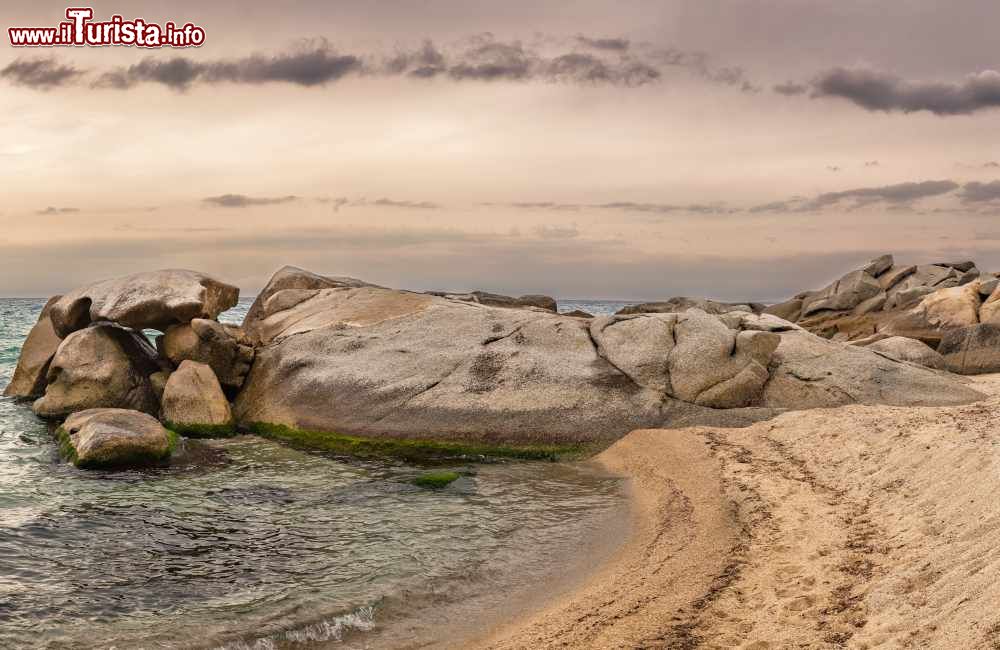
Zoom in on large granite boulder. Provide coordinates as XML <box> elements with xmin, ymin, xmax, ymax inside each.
<box><xmin>160</xmin><ymin>361</ymin><xmax>234</xmax><ymax>437</ymax></box>
<box><xmin>884</xmin><ymin>265</ymin><xmax>959</xmax><ymax>310</ymax></box>
<box><xmin>801</xmin><ymin>269</ymin><xmax>882</xmax><ymax>316</ymax></box>
<box><xmin>242</xmin><ymin>266</ymin><xmax>374</xmax><ymax>344</ymax></box>
<box><xmin>49</xmin><ymin>269</ymin><xmax>239</xmax><ymax>338</ymax></box>
<box><xmin>762</xmin><ymin>330</ymin><xmax>981</xmax><ymax>409</ymax></box>
<box><xmin>866</xmin><ymin>336</ymin><xmax>947</xmax><ymax>370</ymax></box>
<box><xmin>937</xmin><ymin>324</ymin><xmax>1000</xmax><ymax>374</ymax></box>
<box><xmin>157</xmin><ymin>319</ymin><xmax>254</xmax><ymax>389</ymax></box>
<box><xmin>233</xmin><ymin>269</ymin><xmax>982</xmax><ymax>444</ymax></box>
<box><xmin>57</xmin><ymin>408</ymin><xmax>177</xmax><ymax>469</ymax></box>
<box><xmin>879</xmin><ymin>282</ymin><xmax>982</xmax><ymax>345</ymax></box>
<box><xmin>3</xmin><ymin>296</ymin><xmax>62</xmax><ymax>398</ymax></box>
<box><xmin>32</xmin><ymin>324</ymin><xmax>162</xmax><ymax>418</ymax></box>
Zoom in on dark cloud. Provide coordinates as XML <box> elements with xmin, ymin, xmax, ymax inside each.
<box><xmin>534</xmin><ymin>224</ymin><xmax>580</xmax><ymax>239</ymax></box>
<box><xmin>372</xmin><ymin>198</ymin><xmax>440</xmax><ymax>209</ymax></box>
<box><xmin>864</xmin><ymin>160</ymin><xmax>880</xmax><ymax>167</ymax></box>
<box><xmin>811</xmin><ymin>66</ymin><xmax>1000</xmax><ymax>115</ymax></box>
<box><xmin>958</xmin><ymin>181</ymin><xmax>1000</xmax><ymax>203</ymax></box>
<box><xmin>203</xmin><ymin>194</ymin><xmax>299</xmax><ymax>208</ymax></box>
<box><xmin>36</xmin><ymin>206</ymin><xmax>79</xmax><ymax>215</ymax></box>
<box><xmin>649</xmin><ymin>48</ymin><xmax>759</xmax><ymax>93</ymax></box>
<box><xmin>96</xmin><ymin>40</ymin><xmax>363</xmax><ymax>90</ymax></box>
<box><xmin>1</xmin><ymin>57</ymin><xmax>83</xmax><ymax>89</ymax></box>
<box><xmin>496</xmin><ymin>201</ymin><xmax>730</xmax><ymax>215</ymax></box>
<box><xmin>803</xmin><ymin>180</ymin><xmax>959</xmax><ymax>210</ymax></box>
<box><xmin>575</xmin><ymin>36</ymin><xmax>631</xmax><ymax>52</ymax></box>
<box><xmin>773</xmin><ymin>81</ymin><xmax>807</xmax><ymax>96</ymax></box>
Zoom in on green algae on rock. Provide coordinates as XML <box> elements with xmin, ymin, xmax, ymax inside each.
<box><xmin>57</xmin><ymin>408</ymin><xmax>178</xmax><ymax>469</ymax></box>
<box><xmin>412</xmin><ymin>471</ymin><xmax>461</xmax><ymax>488</ymax></box>
<box><xmin>247</xmin><ymin>422</ymin><xmax>591</xmax><ymax>463</ymax></box>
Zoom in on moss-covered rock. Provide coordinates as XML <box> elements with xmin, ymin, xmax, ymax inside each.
<box><xmin>248</xmin><ymin>422</ymin><xmax>590</xmax><ymax>463</ymax></box>
<box><xmin>412</xmin><ymin>471</ymin><xmax>461</xmax><ymax>488</ymax></box>
<box><xmin>57</xmin><ymin>408</ymin><xmax>178</xmax><ymax>469</ymax></box>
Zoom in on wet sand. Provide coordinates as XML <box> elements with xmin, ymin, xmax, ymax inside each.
<box><xmin>476</xmin><ymin>374</ymin><xmax>1000</xmax><ymax>649</ymax></box>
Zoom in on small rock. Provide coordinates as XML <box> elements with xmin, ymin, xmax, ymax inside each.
<box><xmin>862</xmin><ymin>254</ymin><xmax>894</xmax><ymax>277</ymax></box>
<box><xmin>160</xmin><ymin>361</ymin><xmax>235</xmax><ymax>437</ymax></box>
<box><xmin>57</xmin><ymin>408</ymin><xmax>177</xmax><ymax>469</ymax></box>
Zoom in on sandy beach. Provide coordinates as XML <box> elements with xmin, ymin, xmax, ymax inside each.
<box><xmin>478</xmin><ymin>374</ymin><xmax>1000</xmax><ymax>649</ymax></box>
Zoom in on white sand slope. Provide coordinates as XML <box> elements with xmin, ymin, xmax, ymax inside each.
<box><xmin>479</xmin><ymin>374</ymin><xmax>1000</xmax><ymax>649</ymax></box>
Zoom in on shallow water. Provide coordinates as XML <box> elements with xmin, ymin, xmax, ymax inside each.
<box><xmin>0</xmin><ymin>298</ymin><xmax>630</xmax><ymax>649</ymax></box>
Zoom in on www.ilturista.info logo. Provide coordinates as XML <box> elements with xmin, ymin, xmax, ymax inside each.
<box><xmin>8</xmin><ymin>7</ymin><xmax>206</xmax><ymax>48</ymax></box>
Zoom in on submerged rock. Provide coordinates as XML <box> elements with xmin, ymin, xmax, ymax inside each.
<box><xmin>49</xmin><ymin>269</ymin><xmax>239</xmax><ymax>337</ymax></box>
<box><xmin>3</xmin><ymin>296</ymin><xmax>62</xmax><ymax>398</ymax></box>
<box><xmin>160</xmin><ymin>361</ymin><xmax>234</xmax><ymax>437</ymax></box>
<box><xmin>32</xmin><ymin>324</ymin><xmax>162</xmax><ymax>419</ymax></box>
<box><xmin>57</xmin><ymin>408</ymin><xmax>177</xmax><ymax>469</ymax></box>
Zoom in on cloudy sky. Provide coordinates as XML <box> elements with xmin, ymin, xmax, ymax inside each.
<box><xmin>4</xmin><ymin>0</ymin><xmax>1000</xmax><ymax>300</ymax></box>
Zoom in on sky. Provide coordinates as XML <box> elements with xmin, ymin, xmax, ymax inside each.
<box><xmin>4</xmin><ymin>1</ymin><xmax>1000</xmax><ymax>300</ymax></box>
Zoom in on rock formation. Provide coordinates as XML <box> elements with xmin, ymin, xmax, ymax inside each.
<box><xmin>866</xmin><ymin>336</ymin><xmax>947</xmax><ymax>370</ymax></box>
<box><xmin>2</xmin><ymin>296</ymin><xmax>62</xmax><ymax>398</ymax></box>
<box><xmin>157</xmin><ymin>319</ymin><xmax>254</xmax><ymax>390</ymax></box>
<box><xmin>57</xmin><ymin>408</ymin><xmax>177</xmax><ymax>469</ymax></box>
<box><xmin>160</xmin><ymin>361</ymin><xmax>235</xmax><ymax>436</ymax></box>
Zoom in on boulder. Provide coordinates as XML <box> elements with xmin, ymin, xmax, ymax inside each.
<box><xmin>430</xmin><ymin>290</ymin><xmax>558</xmax><ymax>312</ymax></box>
<box><xmin>563</xmin><ymin>309</ymin><xmax>594</xmax><ymax>318</ymax></box>
<box><xmin>933</xmin><ymin>260</ymin><xmax>977</xmax><ymax>273</ymax></box>
<box><xmin>801</xmin><ymin>270</ymin><xmax>882</xmax><ymax>316</ymax></box>
<box><xmin>885</xmin><ymin>265</ymin><xmax>958</xmax><ymax>310</ymax></box>
<box><xmin>978</xmin><ymin>286</ymin><xmax>1000</xmax><ymax>324</ymax></box>
<box><xmin>862</xmin><ymin>254</ymin><xmax>894</xmax><ymax>277</ymax></box>
<box><xmin>3</xmin><ymin>296</ymin><xmax>62</xmax><ymax>398</ymax></box>
<box><xmin>979</xmin><ymin>277</ymin><xmax>1000</xmax><ymax>297</ymax></box>
<box><xmin>57</xmin><ymin>408</ymin><xmax>177</xmax><ymax>469</ymax></box>
<box><xmin>878</xmin><ymin>265</ymin><xmax>916</xmax><ymax>291</ymax></box>
<box><xmin>616</xmin><ymin>297</ymin><xmax>763</xmax><ymax>316</ymax></box>
<box><xmin>242</xmin><ymin>266</ymin><xmax>375</xmax><ymax>343</ymax></box>
<box><xmin>49</xmin><ymin>269</ymin><xmax>239</xmax><ymax>337</ymax></box>
<box><xmin>160</xmin><ymin>361</ymin><xmax>234</xmax><ymax>437</ymax></box>
<box><xmin>958</xmin><ymin>267</ymin><xmax>981</xmax><ymax>285</ymax></box>
<box><xmin>157</xmin><ymin>319</ymin><xmax>254</xmax><ymax>389</ymax></box>
<box><xmin>762</xmin><ymin>330</ymin><xmax>982</xmax><ymax>409</ymax></box>
<box><xmin>32</xmin><ymin>324</ymin><xmax>162</xmax><ymax>419</ymax></box>
<box><xmin>938</xmin><ymin>324</ymin><xmax>1000</xmax><ymax>374</ymax></box>
<box><xmin>866</xmin><ymin>336</ymin><xmax>947</xmax><ymax>370</ymax></box>
<box><xmin>879</xmin><ymin>282</ymin><xmax>982</xmax><ymax>345</ymax></box>
<box><xmin>762</xmin><ymin>298</ymin><xmax>803</xmax><ymax>322</ymax></box>
<box><xmin>853</xmin><ymin>291</ymin><xmax>887</xmax><ymax>315</ymax></box>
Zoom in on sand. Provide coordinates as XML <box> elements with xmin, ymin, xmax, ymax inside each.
<box><xmin>476</xmin><ymin>374</ymin><xmax>1000</xmax><ymax>649</ymax></box>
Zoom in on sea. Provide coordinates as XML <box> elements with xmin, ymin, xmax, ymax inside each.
<box><xmin>0</xmin><ymin>298</ymin><xmax>631</xmax><ymax>649</ymax></box>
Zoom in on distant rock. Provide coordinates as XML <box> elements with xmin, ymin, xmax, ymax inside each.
<box><xmin>57</xmin><ymin>408</ymin><xmax>177</xmax><ymax>469</ymax></box>
<box><xmin>2</xmin><ymin>296</ymin><xmax>62</xmax><ymax>398</ymax></box>
<box><xmin>862</xmin><ymin>254</ymin><xmax>894</xmax><ymax>277</ymax></box>
<box><xmin>938</xmin><ymin>324</ymin><xmax>1000</xmax><ymax>374</ymax></box>
<box><xmin>866</xmin><ymin>336</ymin><xmax>947</xmax><ymax>370</ymax></box>
<box><xmin>428</xmin><ymin>290</ymin><xmax>558</xmax><ymax>312</ymax></box>
<box><xmin>160</xmin><ymin>361</ymin><xmax>234</xmax><ymax>437</ymax></box>
<box><xmin>32</xmin><ymin>324</ymin><xmax>163</xmax><ymax>419</ymax></box>
<box><xmin>49</xmin><ymin>269</ymin><xmax>239</xmax><ymax>337</ymax></box>
<box><xmin>157</xmin><ymin>319</ymin><xmax>254</xmax><ymax>390</ymax></box>
<box><xmin>616</xmin><ymin>297</ymin><xmax>763</xmax><ymax>316</ymax></box>
<box><xmin>562</xmin><ymin>309</ymin><xmax>594</xmax><ymax>318</ymax></box>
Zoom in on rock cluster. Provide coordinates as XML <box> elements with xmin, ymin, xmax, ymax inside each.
<box><xmin>3</xmin><ymin>263</ymin><xmax>987</xmax><ymax>469</ymax></box>
<box><xmin>763</xmin><ymin>254</ymin><xmax>1000</xmax><ymax>374</ymax></box>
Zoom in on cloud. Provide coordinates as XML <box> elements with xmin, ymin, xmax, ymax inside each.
<box><xmin>864</xmin><ymin>160</ymin><xmax>880</xmax><ymax>167</ymax></box>
<box><xmin>803</xmin><ymin>180</ymin><xmax>959</xmax><ymax>210</ymax></box>
<box><xmin>534</xmin><ymin>224</ymin><xmax>580</xmax><ymax>239</ymax></box>
<box><xmin>496</xmin><ymin>200</ymin><xmax>729</xmax><ymax>215</ymax></box>
<box><xmin>372</xmin><ymin>198</ymin><xmax>440</xmax><ymax>209</ymax></box>
<box><xmin>773</xmin><ymin>81</ymin><xmax>807</xmax><ymax>96</ymax></box>
<box><xmin>1</xmin><ymin>57</ymin><xmax>83</xmax><ymax>89</ymax></box>
<box><xmin>827</xmin><ymin>166</ymin><xmax>841</xmax><ymax>172</ymax></box>
<box><xmin>575</xmin><ymin>36</ymin><xmax>631</xmax><ymax>52</ymax></box>
<box><xmin>811</xmin><ymin>66</ymin><xmax>1000</xmax><ymax>115</ymax></box>
<box><xmin>203</xmin><ymin>194</ymin><xmax>299</xmax><ymax>208</ymax></box>
<box><xmin>36</xmin><ymin>206</ymin><xmax>79</xmax><ymax>215</ymax></box>
<box><xmin>958</xmin><ymin>181</ymin><xmax>1000</xmax><ymax>203</ymax></box>
<box><xmin>649</xmin><ymin>48</ymin><xmax>759</xmax><ymax>93</ymax></box>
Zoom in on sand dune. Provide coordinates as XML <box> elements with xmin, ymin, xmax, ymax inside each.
<box><xmin>480</xmin><ymin>375</ymin><xmax>1000</xmax><ymax>649</ymax></box>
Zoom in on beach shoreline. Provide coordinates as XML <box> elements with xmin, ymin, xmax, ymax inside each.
<box><xmin>474</xmin><ymin>374</ymin><xmax>1000</xmax><ymax>649</ymax></box>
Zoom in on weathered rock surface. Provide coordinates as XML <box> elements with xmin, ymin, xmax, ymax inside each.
<box><xmin>430</xmin><ymin>290</ymin><xmax>558</xmax><ymax>312</ymax></box>
<box><xmin>801</xmin><ymin>270</ymin><xmax>882</xmax><ymax>316</ymax></box>
<box><xmin>32</xmin><ymin>324</ymin><xmax>162</xmax><ymax>418</ymax></box>
<box><xmin>866</xmin><ymin>336</ymin><xmax>947</xmax><ymax>370</ymax></box>
<box><xmin>937</xmin><ymin>324</ymin><xmax>1000</xmax><ymax>374</ymax></box>
<box><xmin>58</xmin><ymin>408</ymin><xmax>176</xmax><ymax>469</ymax></box>
<box><xmin>242</xmin><ymin>266</ymin><xmax>374</xmax><ymax>344</ymax></box>
<box><xmin>616</xmin><ymin>297</ymin><xmax>764</xmax><ymax>316</ymax></box>
<box><xmin>880</xmin><ymin>282</ymin><xmax>982</xmax><ymax>345</ymax></box>
<box><xmin>563</xmin><ymin>309</ymin><xmax>594</xmax><ymax>318</ymax></box>
<box><xmin>160</xmin><ymin>361</ymin><xmax>234</xmax><ymax>436</ymax></box>
<box><xmin>762</xmin><ymin>330</ymin><xmax>981</xmax><ymax>409</ymax></box>
<box><xmin>157</xmin><ymin>319</ymin><xmax>254</xmax><ymax>389</ymax></box>
<box><xmin>3</xmin><ymin>296</ymin><xmax>62</xmax><ymax>398</ymax></box>
<box><xmin>50</xmin><ymin>269</ymin><xmax>239</xmax><ymax>337</ymax></box>
<box><xmin>233</xmin><ymin>269</ymin><xmax>982</xmax><ymax>443</ymax></box>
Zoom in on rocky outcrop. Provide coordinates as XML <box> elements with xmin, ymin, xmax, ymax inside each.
<box><xmin>157</xmin><ymin>319</ymin><xmax>254</xmax><ymax>389</ymax></box>
<box><xmin>234</xmin><ymin>268</ymin><xmax>981</xmax><ymax>443</ymax></box>
<box><xmin>801</xmin><ymin>270</ymin><xmax>883</xmax><ymax>317</ymax></box>
<box><xmin>49</xmin><ymin>269</ymin><xmax>239</xmax><ymax>337</ymax></box>
<box><xmin>3</xmin><ymin>296</ymin><xmax>62</xmax><ymax>398</ymax></box>
<box><xmin>937</xmin><ymin>324</ymin><xmax>1000</xmax><ymax>374</ymax></box>
<box><xmin>762</xmin><ymin>330</ymin><xmax>980</xmax><ymax>409</ymax></box>
<box><xmin>160</xmin><ymin>361</ymin><xmax>234</xmax><ymax>437</ymax></box>
<box><xmin>879</xmin><ymin>282</ymin><xmax>982</xmax><ymax>345</ymax></box>
<box><xmin>866</xmin><ymin>336</ymin><xmax>947</xmax><ymax>370</ymax></box>
<box><xmin>617</xmin><ymin>297</ymin><xmax>765</xmax><ymax>316</ymax></box>
<box><xmin>57</xmin><ymin>408</ymin><xmax>177</xmax><ymax>469</ymax></box>
<box><xmin>32</xmin><ymin>324</ymin><xmax>163</xmax><ymax>418</ymax></box>
<box><xmin>430</xmin><ymin>290</ymin><xmax>558</xmax><ymax>312</ymax></box>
